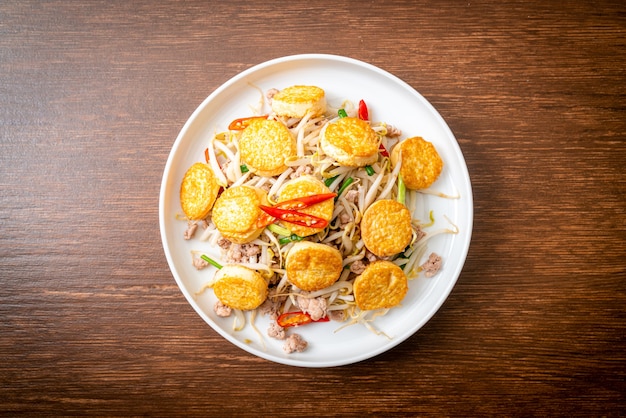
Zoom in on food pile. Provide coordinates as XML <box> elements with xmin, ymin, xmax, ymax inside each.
<box><xmin>179</xmin><ymin>85</ymin><xmax>454</xmax><ymax>353</ymax></box>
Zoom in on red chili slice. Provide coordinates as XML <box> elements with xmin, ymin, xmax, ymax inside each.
<box><xmin>255</xmin><ymin>193</ymin><xmax>335</xmax><ymax>229</ymax></box>
<box><xmin>358</xmin><ymin>99</ymin><xmax>369</xmax><ymax>121</ymax></box>
<box><xmin>255</xmin><ymin>210</ymin><xmax>276</xmax><ymax>229</ymax></box>
<box><xmin>228</xmin><ymin>115</ymin><xmax>268</xmax><ymax>131</ymax></box>
<box><xmin>277</xmin><ymin>311</ymin><xmax>330</xmax><ymax>328</ymax></box>
<box><xmin>275</xmin><ymin>193</ymin><xmax>336</xmax><ymax>210</ymax></box>
<box><xmin>356</xmin><ymin>99</ymin><xmax>389</xmax><ymax>157</ymax></box>
<box><xmin>378</xmin><ymin>143</ymin><xmax>390</xmax><ymax>157</ymax></box>
<box><xmin>259</xmin><ymin>206</ymin><xmax>329</xmax><ymax>228</ymax></box>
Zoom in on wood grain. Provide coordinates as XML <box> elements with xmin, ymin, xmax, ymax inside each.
<box><xmin>1</xmin><ymin>0</ymin><xmax>624</xmax><ymax>416</ymax></box>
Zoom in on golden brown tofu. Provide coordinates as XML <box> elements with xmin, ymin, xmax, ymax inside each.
<box><xmin>271</xmin><ymin>85</ymin><xmax>327</xmax><ymax>118</ymax></box>
<box><xmin>320</xmin><ymin>117</ymin><xmax>379</xmax><ymax>167</ymax></box>
<box><xmin>179</xmin><ymin>162</ymin><xmax>221</xmax><ymax>220</ymax></box>
<box><xmin>353</xmin><ymin>261</ymin><xmax>408</xmax><ymax>310</ymax></box>
<box><xmin>212</xmin><ymin>185</ymin><xmax>268</xmax><ymax>244</ymax></box>
<box><xmin>285</xmin><ymin>242</ymin><xmax>343</xmax><ymax>291</ymax></box>
<box><xmin>239</xmin><ymin>119</ymin><xmax>296</xmax><ymax>177</ymax></box>
<box><xmin>276</xmin><ymin>175</ymin><xmax>334</xmax><ymax>237</ymax></box>
<box><xmin>361</xmin><ymin>199</ymin><xmax>413</xmax><ymax>257</ymax></box>
<box><xmin>213</xmin><ymin>264</ymin><xmax>268</xmax><ymax>310</ymax></box>
<box><xmin>390</xmin><ymin>136</ymin><xmax>443</xmax><ymax>190</ymax></box>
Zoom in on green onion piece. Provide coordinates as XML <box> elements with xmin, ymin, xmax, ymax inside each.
<box><xmin>240</xmin><ymin>164</ymin><xmax>249</xmax><ymax>173</ymax></box>
<box><xmin>338</xmin><ymin>109</ymin><xmax>348</xmax><ymax>118</ymax></box>
<box><xmin>336</xmin><ymin>177</ymin><xmax>354</xmax><ymax>198</ymax></box>
<box><xmin>397</xmin><ymin>174</ymin><xmax>406</xmax><ymax>205</ymax></box>
<box><xmin>201</xmin><ymin>254</ymin><xmax>223</xmax><ymax>270</ymax></box>
<box><xmin>324</xmin><ymin>175</ymin><xmax>339</xmax><ymax>187</ymax></box>
<box><xmin>278</xmin><ymin>234</ymin><xmax>304</xmax><ymax>246</ymax></box>
<box><xmin>268</xmin><ymin>223</ymin><xmax>291</xmax><ymax>236</ymax></box>
<box><xmin>365</xmin><ymin>165</ymin><xmax>375</xmax><ymax>176</ymax></box>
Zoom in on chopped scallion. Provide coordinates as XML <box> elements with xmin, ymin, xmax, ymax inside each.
<box><xmin>278</xmin><ymin>234</ymin><xmax>304</xmax><ymax>246</ymax></box>
<box><xmin>201</xmin><ymin>254</ymin><xmax>223</xmax><ymax>270</ymax></box>
<box><xmin>365</xmin><ymin>165</ymin><xmax>375</xmax><ymax>176</ymax></box>
<box><xmin>268</xmin><ymin>223</ymin><xmax>291</xmax><ymax>237</ymax></box>
<box><xmin>336</xmin><ymin>177</ymin><xmax>354</xmax><ymax>199</ymax></box>
<box><xmin>324</xmin><ymin>175</ymin><xmax>339</xmax><ymax>187</ymax></box>
<box><xmin>397</xmin><ymin>174</ymin><xmax>406</xmax><ymax>205</ymax></box>
<box><xmin>338</xmin><ymin>109</ymin><xmax>348</xmax><ymax>118</ymax></box>
<box><xmin>240</xmin><ymin>164</ymin><xmax>249</xmax><ymax>173</ymax></box>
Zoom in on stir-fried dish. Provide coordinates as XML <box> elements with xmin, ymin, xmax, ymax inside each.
<box><xmin>178</xmin><ymin>85</ymin><xmax>458</xmax><ymax>353</ymax></box>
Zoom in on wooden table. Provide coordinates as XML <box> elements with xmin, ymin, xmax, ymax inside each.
<box><xmin>2</xmin><ymin>1</ymin><xmax>624</xmax><ymax>416</ymax></box>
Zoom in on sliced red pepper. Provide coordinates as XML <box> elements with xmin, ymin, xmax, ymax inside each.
<box><xmin>259</xmin><ymin>206</ymin><xmax>329</xmax><ymax>228</ymax></box>
<box><xmin>379</xmin><ymin>143</ymin><xmax>390</xmax><ymax>157</ymax></box>
<box><xmin>356</xmin><ymin>99</ymin><xmax>389</xmax><ymax>157</ymax></box>
<box><xmin>228</xmin><ymin>115</ymin><xmax>268</xmax><ymax>131</ymax></box>
<box><xmin>358</xmin><ymin>99</ymin><xmax>369</xmax><ymax>121</ymax></box>
<box><xmin>255</xmin><ymin>193</ymin><xmax>335</xmax><ymax>229</ymax></box>
<box><xmin>275</xmin><ymin>193</ymin><xmax>336</xmax><ymax>210</ymax></box>
<box><xmin>256</xmin><ymin>210</ymin><xmax>276</xmax><ymax>229</ymax></box>
<box><xmin>204</xmin><ymin>147</ymin><xmax>210</xmax><ymax>163</ymax></box>
<box><xmin>277</xmin><ymin>311</ymin><xmax>330</xmax><ymax>328</ymax></box>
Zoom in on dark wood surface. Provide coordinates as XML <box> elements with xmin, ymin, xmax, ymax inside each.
<box><xmin>1</xmin><ymin>1</ymin><xmax>624</xmax><ymax>416</ymax></box>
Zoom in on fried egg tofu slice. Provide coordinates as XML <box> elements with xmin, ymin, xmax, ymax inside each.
<box><xmin>180</xmin><ymin>162</ymin><xmax>221</xmax><ymax>220</ymax></box>
<box><xmin>320</xmin><ymin>117</ymin><xmax>379</xmax><ymax>167</ymax></box>
<box><xmin>213</xmin><ymin>264</ymin><xmax>268</xmax><ymax>310</ymax></box>
<box><xmin>212</xmin><ymin>185</ymin><xmax>268</xmax><ymax>244</ymax></box>
<box><xmin>390</xmin><ymin>136</ymin><xmax>443</xmax><ymax>190</ymax></box>
<box><xmin>239</xmin><ymin>119</ymin><xmax>296</xmax><ymax>177</ymax></box>
<box><xmin>353</xmin><ymin>261</ymin><xmax>408</xmax><ymax>310</ymax></box>
<box><xmin>285</xmin><ymin>242</ymin><xmax>343</xmax><ymax>291</ymax></box>
<box><xmin>361</xmin><ymin>199</ymin><xmax>413</xmax><ymax>257</ymax></box>
<box><xmin>276</xmin><ymin>175</ymin><xmax>334</xmax><ymax>237</ymax></box>
<box><xmin>271</xmin><ymin>85</ymin><xmax>327</xmax><ymax>118</ymax></box>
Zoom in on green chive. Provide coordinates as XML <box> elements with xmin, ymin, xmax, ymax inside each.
<box><xmin>278</xmin><ymin>234</ymin><xmax>303</xmax><ymax>246</ymax></box>
<box><xmin>201</xmin><ymin>254</ymin><xmax>223</xmax><ymax>270</ymax></box>
<box><xmin>268</xmin><ymin>223</ymin><xmax>291</xmax><ymax>236</ymax></box>
<box><xmin>338</xmin><ymin>109</ymin><xmax>348</xmax><ymax>118</ymax></box>
<box><xmin>336</xmin><ymin>177</ymin><xmax>354</xmax><ymax>198</ymax></box>
<box><xmin>365</xmin><ymin>165</ymin><xmax>375</xmax><ymax>176</ymax></box>
<box><xmin>397</xmin><ymin>174</ymin><xmax>406</xmax><ymax>205</ymax></box>
<box><xmin>324</xmin><ymin>175</ymin><xmax>339</xmax><ymax>187</ymax></box>
<box><xmin>240</xmin><ymin>164</ymin><xmax>249</xmax><ymax>173</ymax></box>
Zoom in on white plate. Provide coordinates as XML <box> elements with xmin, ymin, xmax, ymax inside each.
<box><xmin>159</xmin><ymin>54</ymin><xmax>473</xmax><ymax>367</ymax></box>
